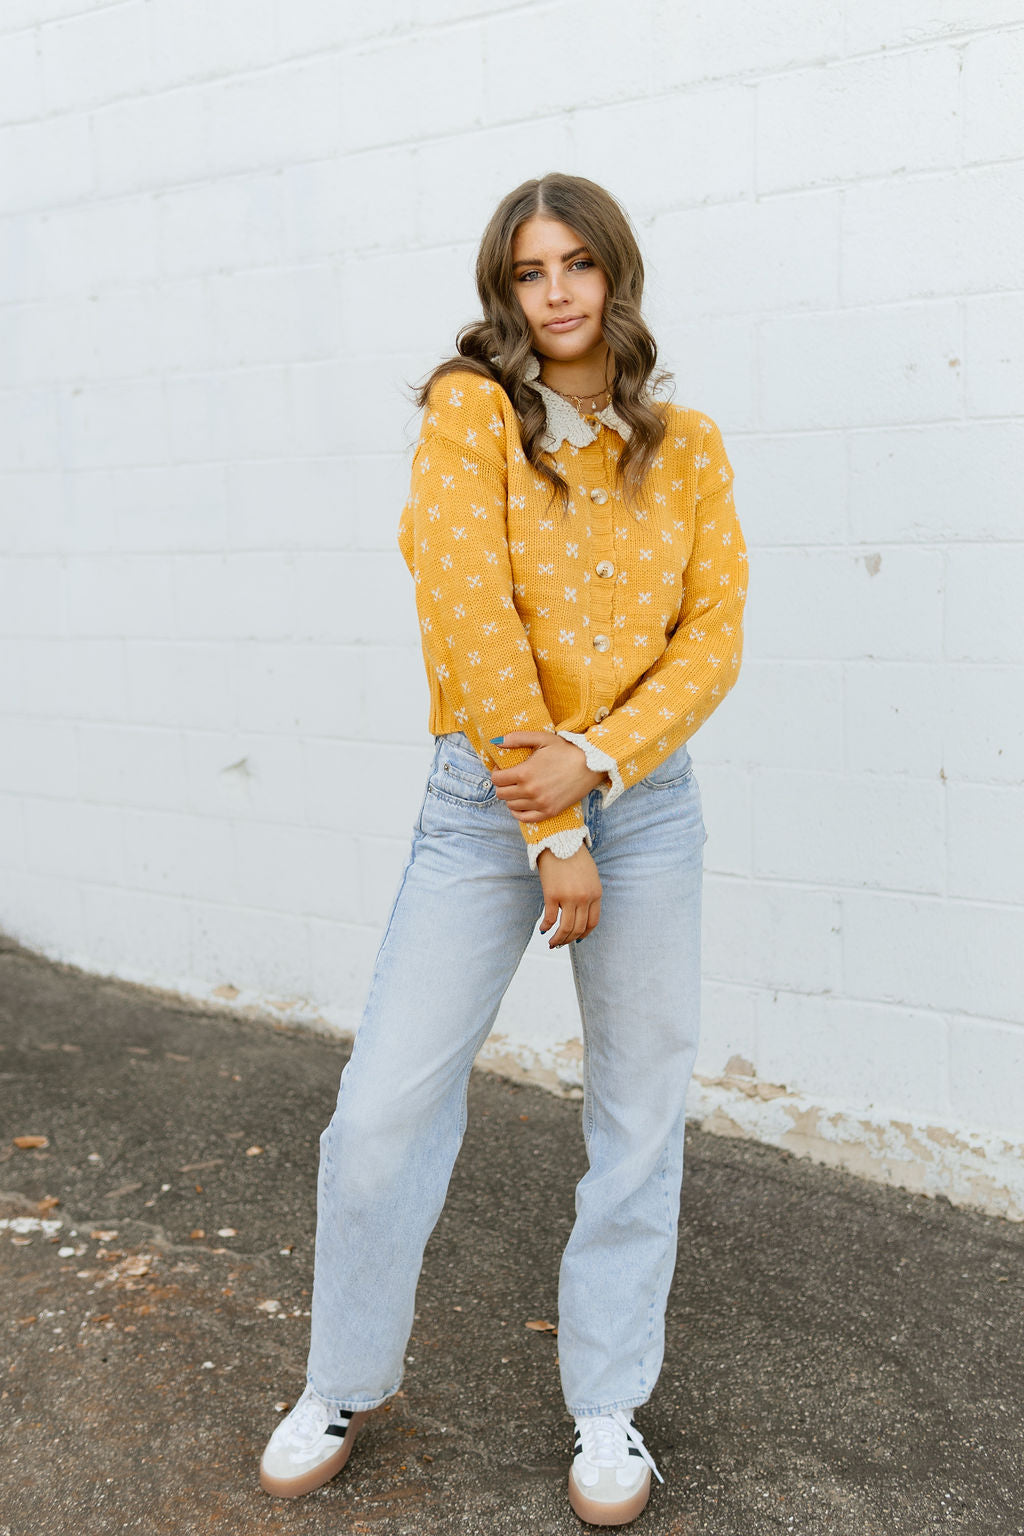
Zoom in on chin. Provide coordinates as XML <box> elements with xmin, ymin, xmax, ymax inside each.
<box><xmin>536</xmin><ymin>331</ymin><xmax>602</xmax><ymax>362</ymax></box>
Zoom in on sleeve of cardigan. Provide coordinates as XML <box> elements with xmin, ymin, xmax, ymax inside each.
<box><xmin>568</xmin><ymin>416</ymin><xmax>747</xmax><ymax>800</ymax></box>
<box><xmin>398</xmin><ymin>423</ymin><xmax>590</xmax><ymax>866</ymax></box>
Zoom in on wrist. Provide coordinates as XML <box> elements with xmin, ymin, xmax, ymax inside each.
<box><xmin>537</xmin><ymin>843</ymin><xmax>590</xmax><ymax>868</ymax></box>
<box><xmin>558</xmin><ymin>729</ymin><xmax>624</xmax><ymax>808</ymax></box>
<box><xmin>566</xmin><ymin>742</ymin><xmax>608</xmax><ymax>795</ymax></box>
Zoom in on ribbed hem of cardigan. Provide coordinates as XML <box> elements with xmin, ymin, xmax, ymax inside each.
<box><xmin>557</xmin><ymin>731</ymin><xmax>625</xmax><ymax>808</ymax></box>
<box><xmin>526</xmin><ymin>823</ymin><xmax>592</xmax><ymax>869</ymax></box>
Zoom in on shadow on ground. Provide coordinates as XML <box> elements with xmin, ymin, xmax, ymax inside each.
<box><xmin>1</xmin><ymin>934</ymin><xmax>1022</xmax><ymax>1536</ymax></box>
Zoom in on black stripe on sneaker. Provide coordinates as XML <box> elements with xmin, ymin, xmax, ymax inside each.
<box><xmin>325</xmin><ymin>1415</ymin><xmax>352</xmax><ymax>1438</ymax></box>
<box><xmin>628</xmin><ymin>1445</ymin><xmax>643</xmax><ymax>1457</ymax></box>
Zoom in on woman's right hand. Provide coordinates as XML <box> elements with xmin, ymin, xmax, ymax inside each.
<box><xmin>536</xmin><ymin>844</ymin><xmax>602</xmax><ymax>948</ymax></box>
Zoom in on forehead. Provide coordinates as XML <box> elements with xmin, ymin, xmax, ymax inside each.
<box><xmin>511</xmin><ymin>215</ymin><xmax>588</xmax><ymax>261</ymax></box>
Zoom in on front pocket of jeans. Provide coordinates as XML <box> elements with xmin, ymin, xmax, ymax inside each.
<box><xmin>428</xmin><ymin>755</ymin><xmax>497</xmax><ymax>806</ymax></box>
<box><xmin>640</xmin><ymin>749</ymin><xmax>693</xmax><ymax>789</ymax></box>
<box><xmin>641</xmin><ymin>767</ymin><xmax>694</xmax><ymax>790</ymax></box>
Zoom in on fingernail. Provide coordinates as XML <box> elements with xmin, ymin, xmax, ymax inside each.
<box><xmin>489</xmin><ymin>736</ymin><xmax>504</xmax><ymax>744</ymax></box>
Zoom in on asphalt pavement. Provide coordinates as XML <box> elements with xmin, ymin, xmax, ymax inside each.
<box><xmin>2</xmin><ymin>931</ymin><xmax>1022</xmax><ymax>1536</ymax></box>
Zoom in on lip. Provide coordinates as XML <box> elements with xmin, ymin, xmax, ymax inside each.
<box><xmin>544</xmin><ymin>316</ymin><xmax>585</xmax><ymax>331</ymax></box>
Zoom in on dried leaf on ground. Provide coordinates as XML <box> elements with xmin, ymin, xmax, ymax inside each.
<box><xmin>245</xmin><ymin>1146</ymin><xmax>264</xmax><ymax>1156</ymax></box>
<box><xmin>13</xmin><ymin>1135</ymin><xmax>49</xmax><ymax>1150</ymax></box>
<box><xmin>525</xmin><ymin>1319</ymin><xmax>558</xmax><ymax>1333</ymax></box>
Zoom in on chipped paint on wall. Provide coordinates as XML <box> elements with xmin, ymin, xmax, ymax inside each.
<box><xmin>687</xmin><ymin>1072</ymin><xmax>1024</xmax><ymax>1222</ymax></box>
<box><xmin>477</xmin><ymin>1035</ymin><xmax>1024</xmax><ymax>1222</ymax></box>
<box><xmin>478</xmin><ymin>1031</ymin><xmax>585</xmax><ymax>1099</ymax></box>
<box><xmin>49</xmin><ymin>960</ymin><xmax>1024</xmax><ymax>1224</ymax></box>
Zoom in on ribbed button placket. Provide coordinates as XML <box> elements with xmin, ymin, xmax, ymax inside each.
<box><xmin>585</xmin><ymin>459</ymin><xmax>617</xmax><ymax>722</ymax></box>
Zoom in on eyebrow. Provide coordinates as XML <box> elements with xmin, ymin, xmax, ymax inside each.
<box><xmin>511</xmin><ymin>245</ymin><xmax>590</xmax><ymax>269</ymax></box>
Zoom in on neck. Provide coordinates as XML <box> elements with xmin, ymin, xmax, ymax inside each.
<box><xmin>537</xmin><ymin>343</ymin><xmax>612</xmax><ymax>403</ymax></box>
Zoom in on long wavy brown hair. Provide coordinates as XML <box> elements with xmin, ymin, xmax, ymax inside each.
<box><xmin>413</xmin><ymin>173</ymin><xmax>670</xmax><ymax>510</ymax></box>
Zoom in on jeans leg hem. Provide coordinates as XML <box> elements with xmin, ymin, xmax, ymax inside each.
<box><xmin>306</xmin><ymin>1374</ymin><xmax>403</xmax><ymax>1413</ymax></box>
<box><xmin>567</xmin><ymin>1392</ymin><xmax>651</xmax><ymax>1418</ymax></box>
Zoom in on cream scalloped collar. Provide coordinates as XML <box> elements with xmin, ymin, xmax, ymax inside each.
<box><xmin>522</xmin><ymin>353</ymin><xmax>632</xmax><ymax>453</ymax></box>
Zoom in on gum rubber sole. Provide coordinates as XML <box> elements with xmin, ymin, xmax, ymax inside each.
<box><xmin>259</xmin><ymin>1409</ymin><xmax>369</xmax><ymax>1499</ymax></box>
<box><xmin>568</xmin><ymin>1466</ymin><xmax>651</xmax><ymax>1526</ymax></box>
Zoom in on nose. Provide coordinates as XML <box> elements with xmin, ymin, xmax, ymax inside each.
<box><xmin>546</xmin><ymin>269</ymin><xmax>570</xmax><ymax>304</ymax></box>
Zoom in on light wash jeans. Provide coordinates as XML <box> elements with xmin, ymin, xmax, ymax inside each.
<box><xmin>307</xmin><ymin>729</ymin><xmax>705</xmax><ymax>1419</ymax></box>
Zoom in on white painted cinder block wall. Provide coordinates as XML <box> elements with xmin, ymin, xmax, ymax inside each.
<box><xmin>2</xmin><ymin>1</ymin><xmax>1023</xmax><ymax>1216</ymax></box>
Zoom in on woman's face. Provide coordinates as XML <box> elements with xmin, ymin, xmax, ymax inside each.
<box><xmin>510</xmin><ymin>215</ymin><xmax>608</xmax><ymax>369</ymax></box>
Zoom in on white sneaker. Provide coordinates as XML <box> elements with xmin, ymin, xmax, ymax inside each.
<box><xmin>259</xmin><ymin>1385</ymin><xmax>368</xmax><ymax>1499</ymax></box>
<box><xmin>568</xmin><ymin>1410</ymin><xmax>664</xmax><ymax>1526</ymax></box>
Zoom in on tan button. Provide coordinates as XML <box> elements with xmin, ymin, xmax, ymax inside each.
<box><xmin>595</xmin><ymin>559</ymin><xmax>615</xmax><ymax>578</ymax></box>
<box><xmin>590</xmin><ymin>487</ymin><xmax>609</xmax><ymax>505</ymax></box>
<box><xmin>593</xmin><ymin>634</ymin><xmax>611</xmax><ymax>653</ymax></box>
<box><xmin>594</xmin><ymin>706</ymin><xmax>610</xmax><ymax>722</ymax></box>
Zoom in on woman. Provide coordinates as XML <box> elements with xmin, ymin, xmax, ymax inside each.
<box><xmin>259</xmin><ymin>172</ymin><xmax>747</xmax><ymax>1526</ymax></box>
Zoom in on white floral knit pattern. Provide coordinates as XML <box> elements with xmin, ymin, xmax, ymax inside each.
<box><xmin>397</xmin><ymin>366</ymin><xmax>747</xmax><ymax>864</ymax></box>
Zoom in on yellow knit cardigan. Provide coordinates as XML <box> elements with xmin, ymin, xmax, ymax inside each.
<box><xmin>397</xmin><ymin>365</ymin><xmax>747</xmax><ymax>865</ymax></box>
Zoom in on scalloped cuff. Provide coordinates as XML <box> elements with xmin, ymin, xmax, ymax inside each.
<box><xmin>526</xmin><ymin>823</ymin><xmax>592</xmax><ymax>870</ymax></box>
<box><xmin>557</xmin><ymin>731</ymin><xmax>626</xmax><ymax>808</ymax></box>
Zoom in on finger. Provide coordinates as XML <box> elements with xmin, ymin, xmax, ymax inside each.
<box><xmin>546</xmin><ymin>900</ymin><xmax>570</xmax><ymax>946</ymax></box>
<box><xmin>539</xmin><ymin>894</ymin><xmax>560</xmax><ymax>935</ymax></box>
<box><xmin>504</xmin><ymin>796</ymin><xmax>548</xmax><ymax>817</ymax></box>
<box><xmin>510</xmin><ymin>795</ymin><xmax>545</xmax><ymax>813</ymax></box>
<box><xmin>550</xmin><ymin>903</ymin><xmax>584</xmax><ymax>949</ymax></box>
<box><xmin>552</xmin><ymin>903</ymin><xmax>583</xmax><ymax>940</ymax></box>
<box><xmin>492</xmin><ymin>768</ymin><xmax>539</xmax><ymax>790</ymax></box>
<box><xmin>497</xmin><ymin>789</ymin><xmax>538</xmax><ymax>810</ymax></box>
<box><xmin>492</xmin><ymin>781</ymin><xmax>522</xmax><ymax>800</ymax></box>
<box><xmin>491</xmin><ymin>731</ymin><xmax>552</xmax><ymax>750</ymax></box>
<box><xmin>577</xmin><ymin>897</ymin><xmax>599</xmax><ymax>941</ymax></box>
<box><xmin>583</xmin><ymin>896</ymin><xmax>602</xmax><ymax>938</ymax></box>
<box><xmin>493</xmin><ymin>779</ymin><xmax>540</xmax><ymax>803</ymax></box>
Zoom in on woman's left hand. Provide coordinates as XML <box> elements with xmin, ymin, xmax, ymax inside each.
<box><xmin>490</xmin><ymin>732</ymin><xmax>608</xmax><ymax>821</ymax></box>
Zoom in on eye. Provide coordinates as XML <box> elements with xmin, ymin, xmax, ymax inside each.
<box><xmin>516</xmin><ymin>269</ymin><xmax>541</xmax><ymax>283</ymax></box>
<box><xmin>570</xmin><ymin>258</ymin><xmax>595</xmax><ymax>271</ymax></box>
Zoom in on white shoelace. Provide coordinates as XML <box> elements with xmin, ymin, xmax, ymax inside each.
<box><xmin>281</xmin><ymin>1390</ymin><xmax>330</xmax><ymax>1448</ymax></box>
<box><xmin>576</xmin><ymin>1410</ymin><xmax>665</xmax><ymax>1484</ymax></box>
